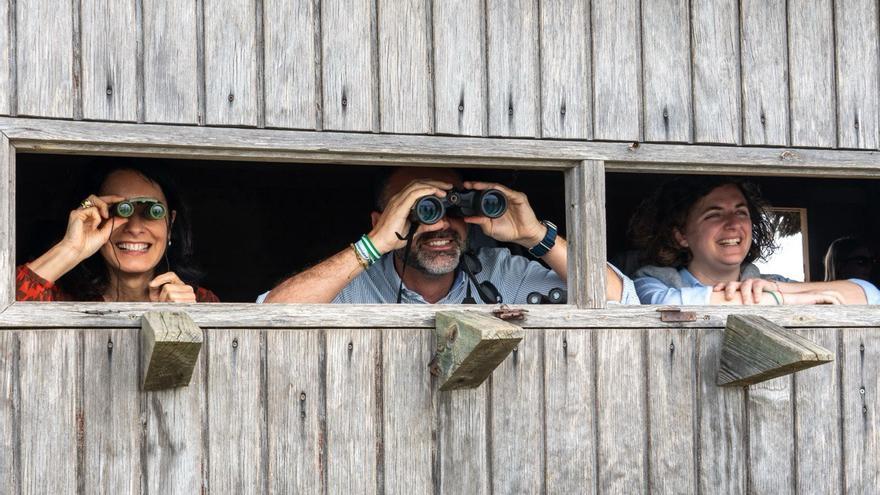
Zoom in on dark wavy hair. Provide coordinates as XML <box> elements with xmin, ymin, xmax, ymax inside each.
<box><xmin>55</xmin><ymin>159</ymin><xmax>203</xmax><ymax>300</ymax></box>
<box><xmin>628</xmin><ymin>176</ymin><xmax>777</xmax><ymax>268</ymax></box>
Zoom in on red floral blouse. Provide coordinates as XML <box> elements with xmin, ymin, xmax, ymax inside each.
<box><xmin>16</xmin><ymin>265</ymin><xmax>220</xmax><ymax>302</ymax></box>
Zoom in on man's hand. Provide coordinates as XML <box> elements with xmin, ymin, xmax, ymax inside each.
<box><xmin>366</xmin><ymin>179</ymin><xmax>453</xmax><ymax>254</ymax></box>
<box><xmin>460</xmin><ymin>181</ymin><xmax>545</xmax><ymax>247</ymax></box>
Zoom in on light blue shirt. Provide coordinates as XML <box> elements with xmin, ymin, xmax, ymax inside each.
<box><xmin>634</xmin><ymin>266</ymin><xmax>880</xmax><ymax>305</ymax></box>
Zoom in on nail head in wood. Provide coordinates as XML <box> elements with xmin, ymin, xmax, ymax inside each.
<box><xmin>140</xmin><ymin>311</ymin><xmax>203</xmax><ymax>391</ymax></box>
<box><xmin>432</xmin><ymin>311</ymin><xmax>524</xmax><ymax>391</ymax></box>
<box><xmin>716</xmin><ymin>314</ymin><xmax>834</xmax><ymax>387</ymax></box>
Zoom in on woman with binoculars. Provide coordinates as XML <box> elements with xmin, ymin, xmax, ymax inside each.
<box><xmin>17</xmin><ymin>164</ymin><xmax>218</xmax><ymax>302</ymax></box>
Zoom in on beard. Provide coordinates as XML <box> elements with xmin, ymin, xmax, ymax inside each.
<box><xmin>396</xmin><ymin>229</ymin><xmax>466</xmax><ymax>276</ymax></box>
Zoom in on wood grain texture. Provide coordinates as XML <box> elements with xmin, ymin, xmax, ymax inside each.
<box><xmin>841</xmin><ymin>328</ymin><xmax>880</xmax><ymax>493</ymax></box>
<box><xmin>0</xmin><ymin>331</ymin><xmax>18</xmax><ymax>495</ymax></box>
<box><xmin>490</xmin><ymin>330</ymin><xmax>543</xmax><ymax>494</ymax></box>
<box><xmin>263</xmin><ymin>0</ymin><xmax>319</xmax><ymax>129</ymax></box>
<box><xmin>595</xmin><ymin>329</ymin><xmax>646</xmax><ymax>493</ymax></box>
<box><xmin>641</xmin><ymin>0</ymin><xmax>692</xmax><ymax>142</ymax></box>
<box><xmin>143</xmin><ymin>344</ymin><xmax>206</xmax><ymax>495</ymax></box>
<box><xmin>486</xmin><ymin>0</ymin><xmax>540</xmax><ymax>137</ymax></box>
<box><xmin>0</xmin><ymin>0</ymin><xmax>10</xmax><ymax>115</ymax></box>
<box><xmin>378</xmin><ymin>0</ymin><xmax>431</xmax><ymax>134</ymax></box>
<box><xmin>787</xmin><ymin>0</ymin><xmax>836</xmax><ymax>147</ymax></box>
<box><xmin>18</xmin><ymin>330</ymin><xmax>76</xmax><ymax>494</ymax></box>
<box><xmin>325</xmin><ymin>328</ymin><xmax>378</xmax><ymax>494</ymax></box>
<box><xmin>433</xmin><ymin>311</ymin><xmax>523</xmax><ymax>390</ymax></box>
<box><xmin>647</xmin><ymin>328</ymin><xmax>696</xmax><ymax>493</ymax></box>
<box><xmin>690</xmin><ymin>0</ymin><xmax>741</xmax><ymax>144</ymax></box>
<box><xmin>565</xmin><ymin>161</ymin><xmax>606</xmax><ymax>308</ymax></box>
<box><xmin>15</xmin><ymin>0</ymin><xmax>73</xmax><ymax>118</ymax></box>
<box><xmin>266</xmin><ymin>330</ymin><xmax>324</xmax><ymax>494</ymax></box>
<box><xmin>792</xmin><ymin>329</ymin><xmax>841</xmax><ymax>495</ymax></box>
<box><xmin>539</xmin><ymin>0</ymin><xmax>590</xmax><ymax>139</ymax></box>
<box><xmin>204</xmin><ymin>0</ymin><xmax>259</xmax><ymax>126</ymax></box>
<box><xmin>321</xmin><ymin>0</ymin><xmax>376</xmax><ymax>131</ymax></box>
<box><xmin>0</xmin><ymin>133</ymin><xmax>13</xmax><ymax>309</ymax></box>
<box><xmin>431</xmin><ymin>0</ymin><xmax>487</xmax><ymax>136</ymax></box>
<box><xmin>82</xmin><ymin>329</ymin><xmax>140</xmax><ymax>494</ymax></box>
<box><xmin>382</xmin><ymin>328</ymin><xmax>432</xmax><ymax>495</ymax></box>
<box><xmin>437</xmin><ymin>387</ymin><xmax>490</xmax><ymax>494</ymax></box>
<box><xmin>747</xmin><ymin>376</ymin><xmax>795</xmax><ymax>494</ymax></box>
<box><xmin>740</xmin><ymin>0</ymin><xmax>789</xmax><ymax>146</ymax></box>
<box><xmin>142</xmin><ymin>0</ymin><xmax>200</xmax><ymax>124</ymax></box>
<box><xmin>591</xmin><ymin>0</ymin><xmax>641</xmax><ymax>140</ymax></box>
<box><xmin>697</xmin><ymin>329</ymin><xmax>746</xmax><ymax>494</ymax></box>
<box><xmin>544</xmin><ymin>329</ymin><xmax>595</xmax><ymax>494</ymax></box>
<box><xmin>80</xmin><ymin>0</ymin><xmax>138</xmax><ymax>121</ymax></box>
<box><xmin>835</xmin><ymin>0</ymin><xmax>880</xmax><ymax>149</ymax></box>
<box><xmin>140</xmin><ymin>311</ymin><xmax>203</xmax><ymax>390</ymax></box>
<box><xmin>207</xmin><ymin>330</ymin><xmax>263</xmax><ymax>493</ymax></box>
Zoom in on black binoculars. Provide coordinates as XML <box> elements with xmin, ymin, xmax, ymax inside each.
<box><xmin>527</xmin><ymin>287</ymin><xmax>567</xmax><ymax>304</ymax></box>
<box><xmin>410</xmin><ymin>188</ymin><xmax>507</xmax><ymax>225</ymax></box>
<box><xmin>112</xmin><ymin>197</ymin><xmax>168</xmax><ymax>220</ymax></box>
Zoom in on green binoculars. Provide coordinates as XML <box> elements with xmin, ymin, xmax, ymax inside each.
<box><xmin>112</xmin><ymin>197</ymin><xmax>168</xmax><ymax>220</ymax></box>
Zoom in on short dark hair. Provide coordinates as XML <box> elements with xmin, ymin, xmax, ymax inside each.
<box><xmin>628</xmin><ymin>176</ymin><xmax>777</xmax><ymax>268</ymax></box>
<box><xmin>56</xmin><ymin>158</ymin><xmax>204</xmax><ymax>300</ymax></box>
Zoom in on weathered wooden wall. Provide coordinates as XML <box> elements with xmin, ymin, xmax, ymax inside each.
<box><xmin>2</xmin><ymin>0</ymin><xmax>879</xmax><ymax>148</ymax></box>
<box><xmin>0</xmin><ymin>323</ymin><xmax>877</xmax><ymax>494</ymax></box>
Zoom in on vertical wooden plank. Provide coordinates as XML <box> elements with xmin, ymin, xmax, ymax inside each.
<box><xmin>565</xmin><ymin>160</ymin><xmax>606</xmax><ymax>309</ymax></box>
<box><xmin>19</xmin><ymin>330</ymin><xmax>76</xmax><ymax>494</ymax></box>
<box><xmin>0</xmin><ymin>331</ymin><xmax>19</xmax><ymax>495</ymax></box>
<box><xmin>788</xmin><ymin>0</ymin><xmax>836</xmax><ymax>147</ymax></box>
<box><xmin>0</xmin><ymin>0</ymin><xmax>10</xmax><ymax>115</ymax></box>
<box><xmin>842</xmin><ymin>328</ymin><xmax>880</xmax><ymax>493</ymax></box>
<box><xmin>641</xmin><ymin>0</ymin><xmax>692</xmax><ymax>142</ymax></box>
<box><xmin>544</xmin><ymin>329</ymin><xmax>595</xmax><ymax>494</ymax></box>
<box><xmin>378</xmin><ymin>0</ymin><xmax>431</xmax><ymax>134</ymax></box>
<box><xmin>208</xmin><ymin>330</ymin><xmax>263</xmax><ymax>493</ymax></box>
<box><xmin>595</xmin><ymin>329</ymin><xmax>646</xmax><ymax>493</ymax></box>
<box><xmin>267</xmin><ymin>330</ymin><xmax>324</xmax><ymax>494</ymax></box>
<box><xmin>432</xmin><ymin>0</ymin><xmax>487</xmax><ymax>136</ymax></box>
<box><xmin>143</xmin><ymin>0</ymin><xmax>200</xmax><ymax>124</ymax></box>
<box><xmin>325</xmin><ymin>328</ymin><xmax>378</xmax><ymax>495</ymax></box>
<box><xmin>747</xmin><ymin>376</ymin><xmax>795</xmax><ymax>493</ymax></box>
<box><xmin>80</xmin><ymin>0</ymin><xmax>138</xmax><ymax>121</ymax></box>
<box><xmin>0</xmin><ymin>133</ymin><xmax>14</xmax><ymax>309</ymax></box>
<box><xmin>16</xmin><ymin>0</ymin><xmax>73</xmax><ymax>117</ymax></box>
<box><xmin>539</xmin><ymin>0</ymin><xmax>591</xmax><ymax>139</ymax></box>
<box><xmin>263</xmin><ymin>0</ymin><xmax>319</xmax><ymax>129</ymax></box>
<box><xmin>486</xmin><ymin>0</ymin><xmax>540</xmax><ymax>137</ymax></box>
<box><xmin>204</xmin><ymin>0</ymin><xmax>259</xmax><ymax>126</ymax></box>
<box><xmin>647</xmin><ymin>328</ymin><xmax>696</xmax><ymax>493</ymax></box>
<box><xmin>740</xmin><ymin>0</ymin><xmax>789</xmax><ymax>146</ymax></box>
<box><xmin>691</xmin><ymin>0</ymin><xmax>741</xmax><ymax>144</ymax></box>
<box><xmin>835</xmin><ymin>0</ymin><xmax>880</xmax><ymax>149</ymax></box>
<box><xmin>792</xmin><ymin>329</ymin><xmax>841</xmax><ymax>495</ymax></box>
<box><xmin>591</xmin><ymin>0</ymin><xmax>641</xmax><ymax>141</ymax></box>
<box><xmin>697</xmin><ymin>329</ymin><xmax>746</xmax><ymax>494</ymax></box>
<box><xmin>82</xmin><ymin>329</ymin><xmax>140</xmax><ymax>494</ymax></box>
<box><xmin>321</xmin><ymin>0</ymin><xmax>376</xmax><ymax>132</ymax></box>
<box><xmin>382</xmin><ymin>328</ymin><xmax>432</xmax><ymax>495</ymax></box>
<box><xmin>437</xmin><ymin>388</ymin><xmax>489</xmax><ymax>494</ymax></box>
<box><xmin>144</xmin><ymin>338</ymin><xmax>205</xmax><ymax>495</ymax></box>
<box><xmin>490</xmin><ymin>330</ymin><xmax>543</xmax><ymax>494</ymax></box>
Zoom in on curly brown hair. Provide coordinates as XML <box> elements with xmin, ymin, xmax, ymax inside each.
<box><xmin>628</xmin><ymin>176</ymin><xmax>777</xmax><ymax>268</ymax></box>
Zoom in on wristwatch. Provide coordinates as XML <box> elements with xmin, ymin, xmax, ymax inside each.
<box><xmin>528</xmin><ymin>220</ymin><xmax>557</xmax><ymax>257</ymax></box>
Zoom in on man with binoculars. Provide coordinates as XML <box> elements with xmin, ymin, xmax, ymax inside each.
<box><xmin>261</xmin><ymin>167</ymin><xmax>638</xmax><ymax>304</ymax></box>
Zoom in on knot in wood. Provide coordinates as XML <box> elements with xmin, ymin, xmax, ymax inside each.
<box><xmin>227</xmin><ymin>93</ymin><xmax>235</xmax><ymax>103</ymax></box>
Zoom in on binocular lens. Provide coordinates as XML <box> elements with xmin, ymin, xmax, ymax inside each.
<box><xmin>115</xmin><ymin>202</ymin><xmax>135</xmax><ymax>218</ymax></box>
<box><xmin>148</xmin><ymin>203</ymin><xmax>167</xmax><ymax>220</ymax></box>
<box><xmin>414</xmin><ymin>196</ymin><xmax>445</xmax><ymax>225</ymax></box>
<box><xmin>480</xmin><ymin>191</ymin><xmax>506</xmax><ymax>218</ymax></box>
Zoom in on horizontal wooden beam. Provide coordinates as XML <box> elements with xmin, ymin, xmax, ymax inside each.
<box><xmin>3</xmin><ymin>117</ymin><xmax>880</xmax><ymax>176</ymax></box>
<box><xmin>2</xmin><ymin>302</ymin><xmax>880</xmax><ymax>329</ymax></box>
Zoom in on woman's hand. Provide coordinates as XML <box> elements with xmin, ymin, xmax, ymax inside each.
<box><xmin>148</xmin><ymin>272</ymin><xmax>197</xmax><ymax>303</ymax></box>
<box><xmin>713</xmin><ymin>278</ymin><xmax>781</xmax><ymax>304</ymax></box>
<box><xmin>60</xmin><ymin>194</ymin><xmax>128</xmax><ymax>261</ymax></box>
<box><xmin>460</xmin><ymin>181</ymin><xmax>545</xmax><ymax>247</ymax></box>
<box><xmin>781</xmin><ymin>290</ymin><xmax>844</xmax><ymax>305</ymax></box>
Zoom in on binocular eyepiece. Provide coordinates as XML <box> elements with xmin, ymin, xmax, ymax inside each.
<box><xmin>410</xmin><ymin>188</ymin><xmax>508</xmax><ymax>225</ymax></box>
<box><xmin>527</xmin><ymin>287</ymin><xmax>567</xmax><ymax>304</ymax></box>
<box><xmin>113</xmin><ymin>197</ymin><xmax>168</xmax><ymax>220</ymax></box>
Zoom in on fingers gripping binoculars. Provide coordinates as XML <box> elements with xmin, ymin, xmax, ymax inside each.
<box><xmin>112</xmin><ymin>197</ymin><xmax>168</xmax><ymax>220</ymax></box>
<box><xmin>410</xmin><ymin>188</ymin><xmax>508</xmax><ymax>225</ymax></box>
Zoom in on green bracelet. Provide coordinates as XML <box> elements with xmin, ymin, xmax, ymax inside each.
<box><xmin>359</xmin><ymin>235</ymin><xmax>381</xmax><ymax>262</ymax></box>
<box><xmin>767</xmin><ymin>290</ymin><xmax>782</xmax><ymax>305</ymax></box>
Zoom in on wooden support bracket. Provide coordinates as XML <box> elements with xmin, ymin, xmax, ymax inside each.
<box><xmin>140</xmin><ymin>311</ymin><xmax>203</xmax><ymax>391</ymax></box>
<box><xmin>716</xmin><ymin>314</ymin><xmax>834</xmax><ymax>387</ymax></box>
<box><xmin>430</xmin><ymin>310</ymin><xmax>524</xmax><ymax>391</ymax></box>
